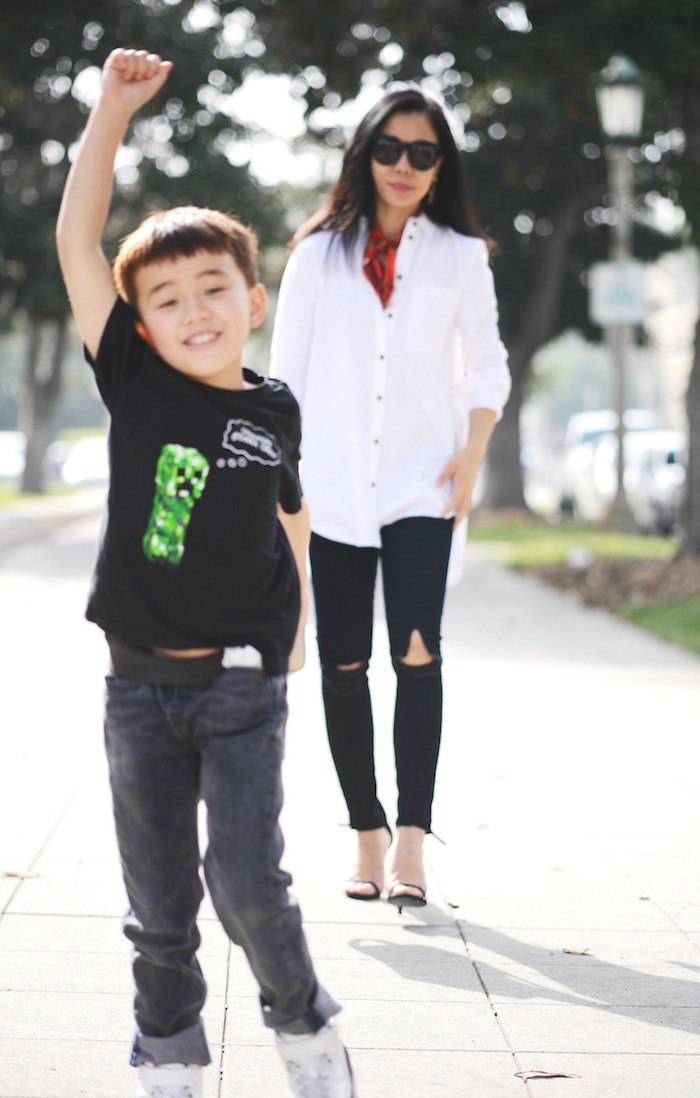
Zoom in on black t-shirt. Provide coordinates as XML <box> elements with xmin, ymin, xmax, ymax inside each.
<box><xmin>85</xmin><ymin>296</ymin><xmax>302</xmax><ymax>674</ymax></box>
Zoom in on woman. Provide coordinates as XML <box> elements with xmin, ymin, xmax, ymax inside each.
<box><xmin>270</xmin><ymin>87</ymin><xmax>511</xmax><ymax>909</ymax></box>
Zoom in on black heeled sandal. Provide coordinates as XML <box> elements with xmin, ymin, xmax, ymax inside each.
<box><xmin>345</xmin><ymin>825</ymin><xmax>392</xmax><ymax>902</ymax></box>
<box><xmin>386</xmin><ymin>881</ymin><xmax>427</xmax><ymax>914</ymax></box>
<box><xmin>345</xmin><ymin>878</ymin><xmax>382</xmax><ymax>901</ymax></box>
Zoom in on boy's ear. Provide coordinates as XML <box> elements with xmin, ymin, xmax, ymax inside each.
<box><xmin>135</xmin><ymin>320</ymin><xmax>155</xmax><ymax>347</ymax></box>
<box><xmin>249</xmin><ymin>283</ymin><xmax>267</xmax><ymax>330</ymax></box>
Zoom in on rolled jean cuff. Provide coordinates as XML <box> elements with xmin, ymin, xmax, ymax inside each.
<box><xmin>130</xmin><ymin>1018</ymin><xmax>211</xmax><ymax>1067</ymax></box>
<box><xmin>263</xmin><ymin>982</ymin><xmax>342</xmax><ymax>1035</ymax></box>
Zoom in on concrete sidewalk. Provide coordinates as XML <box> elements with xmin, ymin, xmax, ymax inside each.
<box><xmin>1</xmin><ymin>498</ymin><xmax>699</xmax><ymax>1097</ymax></box>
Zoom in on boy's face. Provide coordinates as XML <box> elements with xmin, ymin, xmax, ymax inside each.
<box><xmin>133</xmin><ymin>250</ymin><xmax>266</xmax><ymax>389</ymax></box>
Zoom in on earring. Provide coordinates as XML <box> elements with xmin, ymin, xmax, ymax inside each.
<box><xmin>426</xmin><ymin>175</ymin><xmax>438</xmax><ymax>205</ymax></box>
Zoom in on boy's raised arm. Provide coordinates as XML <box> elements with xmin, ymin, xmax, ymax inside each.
<box><xmin>56</xmin><ymin>50</ymin><xmax>172</xmax><ymax>359</ymax></box>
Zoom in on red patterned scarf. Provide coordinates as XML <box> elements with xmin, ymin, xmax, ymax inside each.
<box><xmin>363</xmin><ymin>226</ymin><xmax>401</xmax><ymax>308</ymax></box>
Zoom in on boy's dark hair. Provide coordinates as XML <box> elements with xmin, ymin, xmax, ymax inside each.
<box><xmin>114</xmin><ymin>206</ymin><xmax>259</xmax><ymax>308</ymax></box>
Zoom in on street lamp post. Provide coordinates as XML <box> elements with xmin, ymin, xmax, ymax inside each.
<box><xmin>593</xmin><ymin>54</ymin><xmax>648</xmax><ymax>531</ymax></box>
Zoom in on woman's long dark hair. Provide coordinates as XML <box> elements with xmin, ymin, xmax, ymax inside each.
<box><xmin>294</xmin><ymin>87</ymin><xmax>492</xmax><ymax>253</ymax></box>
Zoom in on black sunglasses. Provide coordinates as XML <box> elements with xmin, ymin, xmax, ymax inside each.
<box><xmin>371</xmin><ymin>134</ymin><xmax>441</xmax><ymax>171</ymax></box>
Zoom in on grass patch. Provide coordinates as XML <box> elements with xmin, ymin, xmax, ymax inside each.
<box><xmin>617</xmin><ymin>600</ymin><xmax>700</xmax><ymax>656</ymax></box>
<box><xmin>55</xmin><ymin>427</ymin><xmax>107</xmax><ymax>442</ymax></box>
<box><xmin>0</xmin><ymin>482</ymin><xmax>75</xmax><ymax>510</ymax></box>
<box><xmin>469</xmin><ymin>518</ymin><xmax>675</xmax><ymax>568</ymax></box>
<box><xmin>469</xmin><ymin>515</ymin><xmax>699</xmax><ymax>658</ymax></box>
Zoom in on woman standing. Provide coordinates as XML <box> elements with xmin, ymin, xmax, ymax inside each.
<box><xmin>270</xmin><ymin>88</ymin><xmax>511</xmax><ymax>909</ymax></box>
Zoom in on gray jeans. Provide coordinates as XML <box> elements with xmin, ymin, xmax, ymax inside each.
<box><xmin>104</xmin><ymin>667</ymin><xmax>339</xmax><ymax>1067</ymax></box>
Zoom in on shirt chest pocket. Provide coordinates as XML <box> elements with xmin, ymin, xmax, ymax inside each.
<box><xmin>401</xmin><ymin>284</ymin><xmax>459</xmax><ymax>357</ymax></box>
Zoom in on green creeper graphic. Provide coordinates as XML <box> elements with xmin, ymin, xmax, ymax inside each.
<box><xmin>143</xmin><ymin>445</ymin><xmax>210</xmax><ymax>568</ymax></box>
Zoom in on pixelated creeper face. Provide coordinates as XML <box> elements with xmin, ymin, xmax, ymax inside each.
<box><xmin>143</xmin><ymin>444</ymin><xmax>210</xmax><ymax>568</ymax></box>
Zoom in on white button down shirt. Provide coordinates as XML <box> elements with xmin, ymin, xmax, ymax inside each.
<box><xmin>270</xmin><ymin>214</ymin><xmax>511</xmax><ymax>549</ymax></box>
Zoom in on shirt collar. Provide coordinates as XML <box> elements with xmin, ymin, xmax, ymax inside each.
<box><xmin>360</xmin><ymin>212</ymin><xmax>438</xmax><ymax>243</ymax></box>
<box><xmin>411</xmin><ymin>213</ymin><xmax>438</xmax><ymax>239</ymax></box>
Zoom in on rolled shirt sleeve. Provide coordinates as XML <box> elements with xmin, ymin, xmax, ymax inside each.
<box><xmin>455</xmin><ymin>239</ymin><xmax>511</xmax><ymax>421</ymax></box>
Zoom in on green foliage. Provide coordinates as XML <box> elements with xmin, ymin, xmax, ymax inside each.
<box><xmin>271</xmin><ymin>0</ymin><xmax>694</xmax><ymax>345</ymax></box>
<box><xmin>0</xmin><ymin>1</ymin><xmax>288</xmax><ymax>324</ymax></box>
<box><xmin>2</xmin><ymin>0</ymin><xmax>700</xmax><ymax>501</ymax></box>
<box><xmin>1</xmin><ymin>0</ymin><xmax>698</xmax><ymax>340</ymax></box>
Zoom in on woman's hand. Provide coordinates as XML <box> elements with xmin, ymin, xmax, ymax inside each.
<box><xmin>437</xmin><ymin>446</ymin><xmax>483</xmax><ymax>527</ymax></box>
<box><xmin>437</xmin><ymin>407</ymin><xmax>498</xmax><ymax>527</ymax></box>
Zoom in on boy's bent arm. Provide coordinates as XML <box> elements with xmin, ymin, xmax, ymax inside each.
<box><xmin>278</xmin><ymin>499</ymin><xmax>310</xmax><ymax>629</ymax></box>
<box><xmin>56</xmin><ymin>50</ymin><xmax>172</xmax><ymax>359</ymax></box>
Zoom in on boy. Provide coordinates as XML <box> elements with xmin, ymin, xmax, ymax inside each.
<box><xmin>56</xmin><ymin>48</ymin><xmax>356</xmax><ymax>1098</ymax></box>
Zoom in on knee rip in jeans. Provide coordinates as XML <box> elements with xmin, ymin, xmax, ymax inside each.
<box><xmin>395</xmin><ymin>628</ymin><xmax>439</xmax><ymax>671</ymax></box>
<box><xmin>392</xmin><ymin>656</ymin><xmax>441</xmax><ymax>679</ymax></box>
<box><xmin>321</xmin><ymin>661</ymin><xmax>369</xmax><ymax>697</ymax></box>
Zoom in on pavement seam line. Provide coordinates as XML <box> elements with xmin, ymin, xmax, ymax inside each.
<box><xmin>1</xmin><ymin>759</ymin><xmax>97</xmax><ymax>919</ymax></box>
<box><xmin>453</xmin><ymin>916</ymin><xmax>536</xmax><ymax>1096</ymax></box>
<box><xmin>217</xmin><ymin>940</ymin><xmax>233</xmax><ymax>1097</ymax></box>
<box><xmin>600</xmin><ymin>842</ymin><xmax>700</xmax><ymax>951</ymax></box>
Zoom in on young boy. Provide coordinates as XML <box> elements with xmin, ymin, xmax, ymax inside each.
<box><xmin>56</xmin><ymin>49</ymin><xmax>356</xmax><ymax>1098</ymax></box>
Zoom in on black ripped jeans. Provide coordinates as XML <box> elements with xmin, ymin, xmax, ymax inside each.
<box><xmin>309</xmin><ymin>517</ymin><xmax>453</xmax><ymax>834</ymax></box>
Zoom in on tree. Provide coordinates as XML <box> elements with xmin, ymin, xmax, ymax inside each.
<box><xmin>0</xmin><ymin>0</ymin><xmax>286</xmax><ymax>490</ymax></box>
<box><xmin>393</xmin><ymin>0</ymin><xmax>700</xmax><ymax>533</ymax></box>
<box><xmin>245</xmin><ymin>0</ymin><xmax>690</xmax><ymax>509</ymax></box>
<box><xmin>3</xmin><ymin>0</ymin><xmax>700</xmax><ymax>536</ymax></box>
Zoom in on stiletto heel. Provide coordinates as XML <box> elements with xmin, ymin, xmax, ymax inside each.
<box><xmin>386</xmin><ymin>881</ymin><xmax>427</xmax><ymax>914</ymax></box>
<box><xmin>345</xmin><ymin>825</ymin><xmax>392</xmax><ymax>901</ymax></box>
<box><xmin>387</xmin><ymin>825</ymin><xmax>427</xmax><ymax>912</ymax></box>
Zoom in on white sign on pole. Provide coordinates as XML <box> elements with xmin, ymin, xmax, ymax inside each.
<box><xmin>589</xmin><ymin>259</ymin><xmax>647</xmax><ymax>324</ymax></box>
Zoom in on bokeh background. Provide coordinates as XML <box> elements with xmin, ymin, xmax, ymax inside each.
<box><xmin>0</xmin><ymin>1</ymin><xmax>698</xmax><ymax>560</ymax></box>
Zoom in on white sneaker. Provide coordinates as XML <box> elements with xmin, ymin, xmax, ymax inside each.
<box><xmin>276</xmin><ymin>1022</ymin><xmax>356</xmax><ymax>1097</ymax></box>
<box><xmin>136</xmin><ymin>1062</ymin><xmax>203</xmax><ymax>1098</ymax></box>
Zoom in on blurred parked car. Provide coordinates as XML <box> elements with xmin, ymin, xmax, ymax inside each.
<box><xmin>594</xmin><ymin>429</ymin><xmax>686</xmax><ymax>535</ymax></box>
<box><xmin>0</xmin><ymin>431</ymin><xmax>26</xmax><ymax>480</ymax></box>
<box><xmin>561</xmin><ymin>419</ymin><xmax>686</xmax><ymax>534</ymax></box>
<box><xmin>559</xmin><ymin>409</ymin><xmax>659</xmax><ymax>520</ymax></box>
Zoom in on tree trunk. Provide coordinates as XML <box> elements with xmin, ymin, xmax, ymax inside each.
<box><xmin>678</xmin><ymin>84</ymin><xmax>700</xmax><ymax>556</ymax></box>
<box><xmin>682</xmin><ymin>307</ymin><xmax>700</xmax><ymax>554</ymax></box>
<box><xmin>483</xmin><ymin>370</ymin><xmax>526</xmax><ymax>509</ymax></box>
<box><xmin>20</xmin><ymin>316</ymin><xmax>67</xmax><ymax>494</ymax></box>
<box><xmin>482</xmin><ymin>180</ymin><xmax>604</xmax><ymax>510</ymax></box>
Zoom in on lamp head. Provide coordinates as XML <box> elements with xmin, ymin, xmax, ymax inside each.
<box><xmin>594</xmin><ymin>54</ymin><xmax>648</xmax><ymax>144</ymax></box>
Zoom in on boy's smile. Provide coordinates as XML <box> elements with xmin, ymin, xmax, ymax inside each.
<box><xmin>134</xmin><ymin>250</ymin><xmax>267</xmax><ymax>389</ymax></box>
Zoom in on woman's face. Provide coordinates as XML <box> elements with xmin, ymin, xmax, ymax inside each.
<box><xmin>370</xmin><ymin>111</ymin><xmax>443</xmax><ymax>223</ymax></box>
